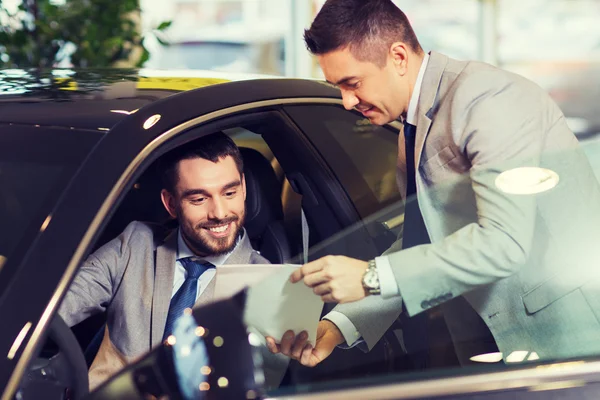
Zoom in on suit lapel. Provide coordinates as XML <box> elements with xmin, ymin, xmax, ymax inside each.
<box><xmin>151</xmin><ymin>230</ymin><xmax>177</xmax><ymax>347</ymax></box>
<box><xmin>414</xmin><ymin>51</ymin><xmax>448</xmax><ymax>172</ymax></box>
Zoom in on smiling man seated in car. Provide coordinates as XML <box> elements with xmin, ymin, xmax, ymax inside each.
<box><xmin>58</xmin><ymin>132</ymin><xmax>271</xmax><ymax>390</ymax></box>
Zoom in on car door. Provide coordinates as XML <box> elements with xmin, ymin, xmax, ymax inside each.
<box><xmin>0</xmin><ymin>78</ymin><xmax>395</xmax><ymax>399</ymax></box>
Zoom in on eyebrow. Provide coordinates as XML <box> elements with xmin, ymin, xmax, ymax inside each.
<box><xmin>327</xmin><ymin>76</ymin><xmax>358</xmax><ymax>87</ymax></box>
<box><xmin>181</xmin><ymin>179</ymin><xmax>242</xmax><ymax>198</ymax></box>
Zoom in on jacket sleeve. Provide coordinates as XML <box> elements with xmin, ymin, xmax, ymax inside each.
<box><xmin>58</xmin><ymin>222</ymin><xmax>140</xmax><ymax>327</ymax></box>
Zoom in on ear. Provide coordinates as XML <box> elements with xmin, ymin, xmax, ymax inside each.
<box><xmin>161</xmin><ymin>189</ymin><xmax>178</xmax><ymax>219</ymax></box>
<box><xmin>241</xmin><ymin>173</ymin><xmax>247</xmax><ymax>201</ymax></box>
<box><xmin>389</xmin><ymin>42</ymin><xmax>409</xmax><ymax>75</ymax></box>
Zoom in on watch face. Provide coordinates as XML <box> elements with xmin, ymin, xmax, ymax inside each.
<box><xmin>364</xmin><ymin>270</ymin><xmax>379</xmax><ymax>288</ymax></box>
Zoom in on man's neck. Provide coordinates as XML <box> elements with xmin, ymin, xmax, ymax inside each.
<box><xmin>404</xmin><ymin>51</ymin><xmax>429</xmax><ymax>125</ymax></box>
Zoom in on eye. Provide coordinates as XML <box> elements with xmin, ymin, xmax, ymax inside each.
<box><xmin>190</xmin><ymin>197</ymin><xmax>206</xmax><ymax>204</ymax></box>
<box><xmin>224</xmin><ymin>190</ymin><xmax>237</xmax><ymax>198</ymax></box>
<box><xmin>346</xmin><ymin>81</ymin><xmax>360</xmax><ymax>89</ymax></box>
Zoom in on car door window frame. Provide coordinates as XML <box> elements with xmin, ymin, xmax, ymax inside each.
<box><xmin>0</xmin><ymin>98</ymin><xmax>372</xmax><ymax>399</ymax></box>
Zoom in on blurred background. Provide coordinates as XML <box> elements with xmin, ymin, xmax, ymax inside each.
<box><xmin>1</xmin><ymin>0</ymin><xmax>600</xmax><ymax>137</ymax></box>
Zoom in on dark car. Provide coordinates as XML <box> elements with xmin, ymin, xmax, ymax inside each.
<box><xmin>2</xmin><ymin>69</ymin><xmax>600</xmax><ymax>400</ymax></box>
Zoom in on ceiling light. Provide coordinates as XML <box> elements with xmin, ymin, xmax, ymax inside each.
<box><xmin>143</xmin><ymin>114</ymin><xmax>161</xmax><ymax>130</ymax></box>
<box><xmin>469</xmin><ymin>352</ymin><xmax>503</xmax><ymax>363</ymax></box>
<box><xmin>110</xmin><ymin>109</ymin><xmax>139</xmax><ymax>115</ymax></box>
<box><xmin>495</xmin><ymin>167</ymin><xmax>559</xmax><ymax>195</ymax></box>
<box><xmin>506</xmin><ymin>350</ymin><xmax>529</xmax><ymax>363</ymax></box>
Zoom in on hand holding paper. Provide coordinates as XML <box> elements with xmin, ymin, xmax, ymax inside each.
<box><xmin>211</xmin><ymin>263</ymin><xmax>343</xmax><ymax>367</ymax></box>
<box><xmin>243</xmin><ymin>265</ymin><xmax>324</xmax><ymax>345</ymax></box>
<box><xmin>265</xmin><ymin>320</ymin><xmax>344</xmax><ymax>368</ymax></box>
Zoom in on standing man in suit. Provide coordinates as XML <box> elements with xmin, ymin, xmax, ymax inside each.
<box><xmin>59</xmin><ymin>132</ymin><xmax>273</xmax><ymax>389</ymax></box>
<box><xmin>268</xmin><ymin>0</ymin><xmax>600</xmax><ymax>369</ymax></box>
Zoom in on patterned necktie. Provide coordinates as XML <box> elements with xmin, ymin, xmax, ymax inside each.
<box><xmin>402</xmin><ymin>121</ymin><xmax>430</xmax><ymax>249</ymax></box>
<box><xmin>163</xmin><ymin>258</ymin><xmax>215</xmax><ymax>340</ymax></box>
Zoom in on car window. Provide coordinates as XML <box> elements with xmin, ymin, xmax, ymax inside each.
<box><xmin>0</xmin><ymin>126</ymin><xmax>101</xmax><ymax>289</ymax></box>
<box><xmin>284</xmin><ymin>105</ymin><xmax>401</xmax><ymax>218</ymax></box>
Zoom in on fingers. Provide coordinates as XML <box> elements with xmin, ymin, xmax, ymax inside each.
<box><xmin>277</xmin><ymin>330</ymin><xmax>311</xmax><ymax>362</ymax></box>
<box><xmin>279</xmin><ymin>330</ymin><xmax>295</xmax><ymax>355</ymax></box>
<box><xmin>303</xmin><ymin>270</ymin><xmax>329</xmax><ymax>287</ymax></box>
<box><xmin>265</xmin><ymin>337</ymin><xmax>280</xmax><ymax>354</ymax></box>
<box><xmin>313</xmin><ymin>282</ymin><xmax>331</xmax><ymax>296</ymax></box>
<box><xmin>291</xmin><ymin>331</ymin><xmax>309</xmax><ymax>359</ymax></box>
<box><xmin>290</xmin><ymin>257</ymin><xmax>330</xmax><ymax>283</ymax></box>
<box><xmin>289</xmin><ymin>268</ymin><xmax>304</xmax><ymax>283</ymax></box>
<box><xmin>300</xmin><ymin>344</ymin><xmax>314</xmax><ymax>366</ymax></box>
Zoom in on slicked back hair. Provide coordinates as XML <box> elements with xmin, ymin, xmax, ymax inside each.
<box><xmin>304</xmin><ymin>0</ymin><xmax>423</xmax><ymax>67</ymax></box>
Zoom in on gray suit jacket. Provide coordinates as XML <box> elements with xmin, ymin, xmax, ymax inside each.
<box><xmin>58</xmin><ymin>221</ymin><xmax>286</xmax><ymax>389</ymax></box>
<box><xmin>335</xmin><ymin>51</ymin><xmax>600</xmax><ymax>363</ymax></box>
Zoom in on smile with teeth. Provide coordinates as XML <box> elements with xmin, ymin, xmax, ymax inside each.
<box><xmin>207</xmin><ymin>224</ymin><xmax>229</xmax><ymax>233</ymax></box>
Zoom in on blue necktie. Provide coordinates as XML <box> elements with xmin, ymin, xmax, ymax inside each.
<box><xmin>402</xmin><ymin>121</ymin><xmax>430</xmax><ymax>249</ymax></box>
<box><xmin>163</xmin><ymin>258</ymin><xmax>215</xmax><ymax>340</ymax></box>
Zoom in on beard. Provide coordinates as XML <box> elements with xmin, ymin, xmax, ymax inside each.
<box><xmin>178</xmin><ymin>211</ymin><xmax>245</xmax><ymax>257</ymax></box>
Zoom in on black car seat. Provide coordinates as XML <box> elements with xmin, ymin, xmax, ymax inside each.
<box><xmin>239</xmin><ymin>147</ymin><xmax>291</xmax><ymax>263</ymax></box>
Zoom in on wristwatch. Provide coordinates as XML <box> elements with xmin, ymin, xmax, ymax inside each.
<box><xmin>362</xmin><ymin>259</ymin><xmax>381</xmax><ymax>295</ymax></box>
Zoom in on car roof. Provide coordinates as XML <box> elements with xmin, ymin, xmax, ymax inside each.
<box><xmin>0</xmin><ymin>68</ymin><xmax>294</xmax><ymax>131</ymax></box>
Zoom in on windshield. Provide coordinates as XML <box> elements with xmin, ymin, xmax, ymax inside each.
<box><xmin>0</xmin><ymin>125</ymin><xmax>100</xmax><ymax>291</ymax></box>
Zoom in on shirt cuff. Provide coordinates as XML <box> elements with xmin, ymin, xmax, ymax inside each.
<box><xmin>375</xmin><ymin>256</ymin><xmax>401</xmax><ymax>299</ymax></box>
<box><xmin>323</xmin><ymin>311</ymin><xmax>362</xmax><ymax>348</ymax></box>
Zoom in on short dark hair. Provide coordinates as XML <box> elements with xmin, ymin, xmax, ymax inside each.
<box><xmin>304</xmin><ymin>0</ymin><xmax>423</xmax><ymax>67</ymax></box>
<box><xmin>159</xmin><ymin>132</ymin><xmax>244</xmax><ymax>194</ymax></box>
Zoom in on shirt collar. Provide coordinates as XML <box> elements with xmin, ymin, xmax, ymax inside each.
<box><xmin>177</xmin><ymin>227</ymin><xmax>237</xmax><ymax>265</ymax></box>
<box><xmin>405</xmin><ymin>53</ymin><xmax>430</xmax><ymax>126</ymax></box>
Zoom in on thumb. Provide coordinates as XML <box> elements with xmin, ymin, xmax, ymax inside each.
<box><xmin>313</xmin><ymin>335</ymin><xmax>337</xmax><ymax>361</ymax></box>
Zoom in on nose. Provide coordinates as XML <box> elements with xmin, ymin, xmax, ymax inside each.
<box><xmin>341</xmin><ymin>89</ymin><xmax>360</xmax><ymax>111</ymax></box>
<box><xmin>208</xmin><ymin>196</ymin><xmax>228</xmax><ymax>220</ymax></box>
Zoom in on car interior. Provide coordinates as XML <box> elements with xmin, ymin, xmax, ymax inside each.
<box><xmin>65</xmin><ymin>111</ymin><xmax>413</xmax><ymax>391</ymax></box>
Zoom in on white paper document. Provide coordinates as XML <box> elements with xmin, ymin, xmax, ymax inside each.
<box><xmin>214</xmin><ymin>264</ymin><xmax>324</xmax><ymax>345</ymax></box>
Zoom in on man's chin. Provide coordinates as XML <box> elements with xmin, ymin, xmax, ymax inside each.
<box><xmin>196</xmin><ymin>233</ymin><xmax>238</xmax><ymax>256</ymax></box>
<box><xmin>369</xmin><ymin>113</ymin><xmax>392</xmax><ymax>126</ymax></box>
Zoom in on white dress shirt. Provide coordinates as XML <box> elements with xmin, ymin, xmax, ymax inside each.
<box><xmin>325</xmin><ymin>53</ymin><xmax>431</xmax><ymax>347</ymax></box>
<box><xmin>172</xmin><ymin>229</ymin><xmax>235</xmax><ymax>299</ymax></box>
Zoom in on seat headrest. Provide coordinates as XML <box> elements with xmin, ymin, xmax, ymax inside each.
<box><xmin>241</xmin><ymin>148</ymin><xmax>284</xmax><ymax>237</ymax></box>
